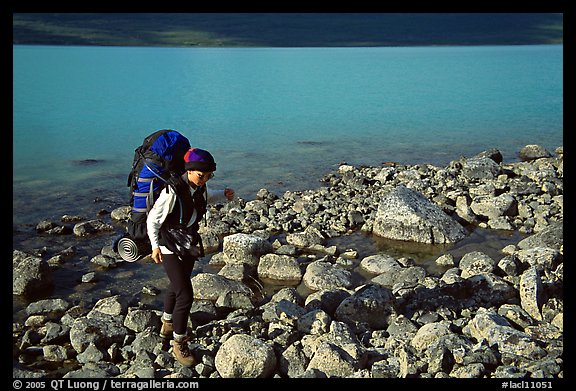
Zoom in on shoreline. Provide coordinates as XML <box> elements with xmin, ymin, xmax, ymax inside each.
<box><xmin>12</xmin><ymin>137</ymin><xmax>563</xmax><ymax>228</ymax></box>
<box><xmin>13</xmin><ymin>144</ymin><xmax>563</xmax><ymax>378</ymax></box>
<box><xmin>13</xmin><ymin>14</ymin><xmax>563</xmax><ymax>48</ymax></box>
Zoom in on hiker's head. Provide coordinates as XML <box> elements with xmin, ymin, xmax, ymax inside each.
<box><xmin>184</xmin><ymin>148</ymin><xmax>216</xmax><ymax>172</ymax></box>
<box><xmin>184</xmin><ymin>148</ymin><xmax>216</xmax><ymax>185</ymax></box>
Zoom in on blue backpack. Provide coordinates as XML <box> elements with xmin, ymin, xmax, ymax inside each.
<box><xmin>116</xmin><ymin>129</ymin><xmax>191</xmax><ymax>261</ymax></box>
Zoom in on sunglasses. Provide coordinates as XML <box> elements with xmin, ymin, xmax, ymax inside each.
<box><xmin>194</xmin><ymin>171</ymin><xmax>214</xmax><ymax>181</ymax></box>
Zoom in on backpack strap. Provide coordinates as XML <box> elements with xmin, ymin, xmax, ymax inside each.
<box><xmin>161</xmin><ymin>182</ymin><xmax>185</xmax><ymax>226</ymax></box>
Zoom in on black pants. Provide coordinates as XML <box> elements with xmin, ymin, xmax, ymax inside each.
<box><xmin>161</xmin><ymin>252</ymin><xmax>196</xmax><ymax>336</ymax></box>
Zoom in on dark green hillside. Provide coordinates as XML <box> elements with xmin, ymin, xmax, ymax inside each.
<box><xmin>13</xmin><ymin>13</ymin><xmax>563</xmax><ymax>47</ymax></box>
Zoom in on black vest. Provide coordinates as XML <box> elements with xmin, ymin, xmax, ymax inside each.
<box><xmin>158</xmin><ymin>175</ymin><xmax>207</xmax><ymax>251</ymax></box>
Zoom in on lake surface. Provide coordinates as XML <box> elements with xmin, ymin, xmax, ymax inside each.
<box><xmin>13</xmin><ymin>44</ymin><xmax>563</xmax><ymax>226</ymax></box>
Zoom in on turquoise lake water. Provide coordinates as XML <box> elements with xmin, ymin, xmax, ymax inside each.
<box><xmin>13</xmin><ymin>45</ymin><xmax>563</xmax><ymax>226</ymax></box>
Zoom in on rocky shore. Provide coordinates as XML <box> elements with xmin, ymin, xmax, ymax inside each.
<box><xmin>13</xmin><ymin>144</ymin><xmax>563</xmax><ymax>379</ymax></box>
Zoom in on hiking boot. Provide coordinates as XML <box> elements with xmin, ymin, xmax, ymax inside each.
<box><xmin>172</xmin><ymin>337</ymin><xmax>196</xmax><ymax>367</ymax></box>
<box><xmin>160</xmin><ymin>319</ymin><xmax>173</xmax><ymax>339</ymax></box>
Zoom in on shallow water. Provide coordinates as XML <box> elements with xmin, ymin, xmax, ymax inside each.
<box><xmin>12</xmin><ymin>218</ymin><xmax>526</xmax><ymax>325</ymax></box>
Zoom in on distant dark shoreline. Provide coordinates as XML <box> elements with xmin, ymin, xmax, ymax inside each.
<box><xmin>12</xmin><ymin>42</ymin><xmax>564</xmax><ymax>49</ymax></box>
<box><xmin>13</xmin><ymin>13</ymin><xmax>563</xmax><ymax>48</ymax></box>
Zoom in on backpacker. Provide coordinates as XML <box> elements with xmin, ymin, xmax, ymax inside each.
<box><xmin>115</xmin><ymin>129</ymin><xmax>191</xmax><ymax>261</ymax></box>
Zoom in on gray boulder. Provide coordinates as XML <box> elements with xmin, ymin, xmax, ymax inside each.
<box><xmin>372</xmin><ymin>185</ymin><xmax>467</xmax><ymax>244</ymax></box>
<box><xmin>13</xmin><ymin>250</ymin><xmax>53</xmax><ymax>296</ymax></box>
<box><xmin>519</xmin><ymin>267</ymin><xmax>544</xmax><ymax>321</ymax></box>
<box><xmin>257</xmin><ymin>254</ymin><xmax>302</xmax><ymax>285</ymax></box>
<box><xmin>302</xmin><ymin>260</ymin><xmax>354</xmax><ymax>291</ymax></box>
<box><xmin>462</xmin><ymin>156</ymin><xmax>502</xmax><ymax>180</ymax></box>
<box><xmin>223</xmin><ymin>233</ymin><xmax>273</xmax><ymax>266</ymax></box>
<box><xmin>518</xmin><ymin>144</ymin><xmax>552</xmax><ymax>161</ymax></box>
<box><xmin>69</xmin><ymin>314</ymin><xmax>129</xmax><ymax>354</ymax></box>
<box><xmin>335</xmin><ymin>284</ymin><xmax>397</xmax><ymax>329</ymax></box>
<box><xmin>517</xmin><ymin>220</ymin><xmax>563</xmax><ymax>250</ymax></box>
<box><xmin>72</xmin><ymin>219</ymin><xmax>114</xmax><ymax>237</ymax></box>
<box><xmin>191</xmin><ymin>272</ymin><xmax>253</xmax><ymax>302</ymax></box>
<box><xmin>464</xmin><ymin>308</ymin><xmax>546</xmax><ymax>359</ymax></box>
<box><xmin>215</xmin><ymin>333</ymin><xmax>277</xmax><ymax>378</ymax></box>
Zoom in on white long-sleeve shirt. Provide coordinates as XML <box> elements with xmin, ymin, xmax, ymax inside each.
<box><xmin>147</xmin><ymin>183</ymin><xmax>226</xmax><ymax>253</ymax></box>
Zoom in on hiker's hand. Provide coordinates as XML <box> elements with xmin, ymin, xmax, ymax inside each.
<box><xmin>224</xmin><ymin>188</ymin><xmax>235</xmax><ymax>201</ymax></box>
<box><xmin>151</xmin><ymin>248</ymin><xmax>162</xmax><ymax>264</ymax></box>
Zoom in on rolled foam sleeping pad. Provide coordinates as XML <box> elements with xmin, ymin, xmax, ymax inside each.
<box><xmin>117</xmin><ymin>236</ymin><xmax>151</xmax><ymax>262</ymax></box>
